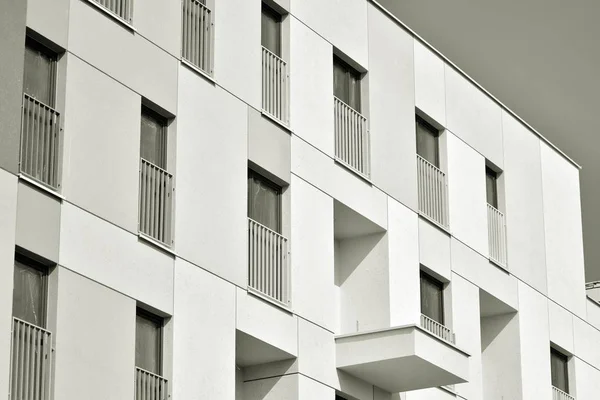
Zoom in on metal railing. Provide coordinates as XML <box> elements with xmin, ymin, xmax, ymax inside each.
<box><xmin>20</xmin><ymin>93</ymin><xmax>61</xmax><ymax>190</ymax></box>
<box><xmin>182</xmin><ymin>0</ymin><xmax>213</xmax><ymax>75</ymax></box>
<box><xmin>420</xmin><ymin>314</ymin><xmax>455</xmax><ymax>344</ymax></box>
<box><xmin>416</xmin><ymin>155</ymin><xmax>449</xmax><ymax>229</ymax></box>
<box><xmin>262</xmin><ymin>46</ymin><xmax>289</xmax><ymax>125</ymax></box>
<box><xmin>139</xmin><ymin>159</ymin><xmax>174</xmax><ymax>247</ymax></box>
<box><xmin>487</xmin><ymin>203</ymin><xmax>507</xmax><ymax>268</ymax></box>
<box><xmin>334</xmin><ymin>96</ymin><xmax>370</xmax><ymax>178</ymax></box>
<box><xmin>9</xmin><ymin>317</ymin><xmax>53</xmax><ymax>400</ymax></box>
<box><xmin>552</xmin><ymin>386</ymin><xmax>575</xmax><ymax>400</ymax></box>
<box><xmin>135</xmin><ymin>367</ymin><xmax>168</xmax><ymax>400</ymax></box>
<box><xmin>248</xmin><ymin>218</ymin><xmax>291</xmax><ymax>308</ymax></box>
<box><xmin>89</xmin><ymin>0</ymin><xmax>133</xmax><ymax>22</ymax></box>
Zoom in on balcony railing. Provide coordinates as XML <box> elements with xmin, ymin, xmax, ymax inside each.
<box><xmin>89</xmin><ymin>0</ymin><xmax>133</xmax><ymax>23</ymax></box>
<box><xmin>248</xmin><ymin>218</ymin><xmax>291</xmax><ymax>308</ymax></box>
<box><xmin>20</xmin><ymin>93</ymin><xmax>61</xmax><ymax>190</ymax></box>
<box><xmin>135</xmin><ymin>367</ymin><xmax>168</xmax><ymax>400</ymax></box>
<box><xmin>262</xmin><ymin>46</ymin><xmax>289</xmax><ymax>125</ymax></box>
<box><xmin>420</xmin><ymin>314</ymin><xmax>455</xmax><ymax>344</ymax></box>
<box><xmin>139</xmin><ymin>159</ymin><xmax>174</xmax><ymax>247</ymax></box>
<box><xmin>552</xmin><ymin>386</ymin><xmax>575</xmax><ymax>400</ymax></box>
<box><xmin>334</xmin><ymin>96</ymin><xmax>370</xmax><ymax>178</ymax></box>
<box><xmin>182</xmin><ymin>0</ymin><xmax>213</xmax><ymax>76</ymax></box>
<box><xmin>487</xmin><ymin>203</ymin><xmax>507</xmax><ymax>268</ymax></box>
<box><xmin>416</xmin><ymin>154</ymin><xmax>449</xmax><ymax>229</ymax></box>
<box><xmin>9</xmin><ymin>317</ymin><xmax>53</xmax><ymax>400</ymax></box>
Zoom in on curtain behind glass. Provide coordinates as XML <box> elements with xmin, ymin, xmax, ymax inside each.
<box><xmin>136</xmin><ymin>313</ymin><xmax>161</xmax><ymax>374</ymax></box>
<box><xmin>248</xmin><ymin>173</ymin><xmax>281</xmax><ymax>233</ymax></box>
<box><xmin>261</xmin><ymin>7</ymin><xmax>281</xmax><ymax>56</ymax></box>
<box><xmin>333</xmin><ymin>59</ymin><xmax>361</xmax><ymax>112</ymax></box>
<box><xmin>551</xmin><ymin>350</ymin><xmax>569</xmax><ymax>392</ymax></box>
<box><xmin>486</xmin><ymin>169</ymin><xmax>498</xmax><ymax>208</ymax></box>
<box><xmin>416</xmin><ymin>119</ymin><xmax>439</xmax><ymax>167</ymax></box>
<box><xmin>13</xmin><ymin>260</ymin><xmax>45</xmax><ymax>327</ymax></box>
<box><xmin>140</xmin><ymin>109</ymin><xmax>167</xmax><ymax>169</ymax></box>
<box><xmin>420</xmin><ymin>273</ymin><xmax>443</xmax><ymax>324</ymax></box>
<box><xmin>23</xmin><ymin>42</ymin><xmax>54</xmax><ymax>106</ymax></box>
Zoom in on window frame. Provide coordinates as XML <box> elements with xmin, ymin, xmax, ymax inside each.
<box><xmin>23</xmin><ymin>36</ymin><xmax>58</xmax><ymax>108</ymax></box>
<box><xmin>419</xmin><ymin>270</ymin><xmax>445</xmax><ymax>325</ymax></box>
<box><xmin>261</xmin><ymin>3</ymin><xmax>282</xmax><ymax>57</ymax></box>
<box><xmin>247</xmin><ymin>169</ymin><xmax>282</xmax><ymax>234</ymax></box>
<box><xmin>486</xmin><ymin>166</ymin><xmax>499</xmax><ymax>209</ymax></box>
<box><xmin>12</xmin><ymin>253</ymin><xmax>49</xmax><ymax>328</ymax></box>
<box><xmin>140</xmin><ymin>105</ymin><xmax>168</xmax><ymax>170</ymax></box>
<box><xmin>415</xmin><ymin>115</ymin><xmax>440</xmax><ymax>168</ymax></box>
<box><xmin>333</xmin><ymin>55</ymin><xmax>362</xmax><ymax>112</ymax></box>
<box><xmin>550</xmin><ymin>347</ymin><xmax>570</xmax><ymax>393</ymax></box>
<box><xmin>135</xmin><ymin>308</ymin><xmax>164</xmax><ymax>375</ymax></box>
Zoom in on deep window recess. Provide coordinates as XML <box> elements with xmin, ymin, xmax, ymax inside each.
<box><xmin>416</xmin><ymin>116</ymin><xmax>440</xmax><ymax>168</ymax></box>
<box><xmin>261</xmin><ymin>4</ymin><xmax>282</xmax><ymax>56</ymax></box>
<box><xmin>140</xmin><ymin>107</ymin><xmax>168</xmax><ymax>170</ymax></box>
<box><xmin>23</xmin><ymin>37</ymin><xmax>57</xmax><ymax>107</ymax></box>
<box><xmin>248</xmin><ymin>170</ymin><xmax>282</xmax><ymax>233</ymax></box>
<box><xmin>12</xmin><ymin>255</ymin><xmax>48</xmax><ymax>328</ymax></box>
<box><xmin>420</xmin><ymin>271</ymin><xmax>444</xmax><ymax>325</ymax></box>
<box><xmin>550</xmin><ymin>348</ymin><xmax>569</xmax><ymax>393</ymax></box>
<box><xmin>333</xmin><ymin>56</ymin><xmax>361</xmax><ymax>112</ymax></box>
<box><xmin>135</xmin><ymin>309</ymin><xmax>163</xmax><ymax>375</ymax></box>
<box><xmin>486</xmin><ymin>167</ymin><xmax>499</xmax><ymax>209</ymax></box>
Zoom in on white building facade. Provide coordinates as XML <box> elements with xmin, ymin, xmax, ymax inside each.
<box><xmin>0</xmin><ymin>0</ymin><xmax>598</xmax><ymax>399</ymax></box>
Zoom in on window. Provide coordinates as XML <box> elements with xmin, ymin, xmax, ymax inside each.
<box><xmin>248</xmin><ymin>170</ymin><xmax>281</xmax><ymax>233</ymax></box>
<box><xmin>136</xmin><ymin>309</ymin><xmax>163</xmax><ymax>375</ymax></box>
<box><xmin>416</xmin><ymin>116</ymin><xmax>440</xmax><ymax>167</ymax></box>
<box><xmin>420</xmin><ymin>271</ymin><xmax>444</xmax><ymax>325</ymax></box>
<box><xmin>23</xmin><ymin>37</ymin><xmax>57</xmax><ymax>107</ymax></box>
<box><xmin>140</xmin><ymin>106</ymin><xmax>168</xmax><ymax>170</ymax></box>
<box><xmin>551</xmin><ymin>348</ymin><xmax>569</xmax><ymax>393</ymax></box>
<box><xmin>333</xmin><ymin>56</ymin><xmax>361</xmax><ymax>112</ymax></box>
<box><xmin>261</xmin><ymin>4</ymin><xmax>281</xmax><ymax>56</ymax></box>
<box><xmin>12</xmin><ymin>254</ymin><xmax>47</xmax><ymax>328</ymax></box>
<box><xmin>486</xmin><ymin>167</ymin><xmax>499</xmax><ymax>209</ymax></box>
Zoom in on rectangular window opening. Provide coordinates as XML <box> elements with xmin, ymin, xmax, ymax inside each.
<box><xmin>12</xmin><ymin>253</ymin><xmax>48</xmax><ymax>328</ymax></box>
<box><xmin>23</xmin><ymin>37</ymin><xmax>57</xmax><ymax>107</ymax></box>
<box><xmin>550</xmin><ymin>348</ymin><xmax>569</xmax><ymax>393</ymax></box>
<box><xmin>135</xmin><ymin>308</ymin><xmax>163</xmax><ymax>375</ymax></box>
<box><xmin>416</xmin><ymin>116</ymin><xmax>440</xmax><ymax>168</ymax></box>
<box><xmin>261</xmin><ymin>4</ymin><xmax>282</xmax><ymax>56</ymax></box>
<box><xmin>486</xmin><ymin>167</ymin><xmax>499</xmax><ymax>209</ymax></box>
<box><xmin>248</xmin><ymin>170</ymin><xmax>282</xmax><ymax>233</ymax></box>
<box><xmin>140</xmin><ymin>106</ymin><xmax>168</xmax><ymax>170</ymax></box>
<box><xmin>333</xmin><ymin>55</ymin><xmax>361</xmax><ymax>112</ymax></box>
<box><xmin>420</xmin><ymin>271</ymin><xmax>444</xmax><ymax>325</ymax></box>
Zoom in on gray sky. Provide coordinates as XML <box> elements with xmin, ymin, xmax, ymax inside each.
<box><xmin>379</xmin><ymin>0</ymin><xmax>600</xmax><ymax>281</ymax></box>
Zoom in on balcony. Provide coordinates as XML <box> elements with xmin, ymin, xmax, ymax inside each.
<box><xmin>20</xmin><ymin>93</ymin><xmax>61</xmax><ymax>190</ymax></box>
<box><xmin>420</xmin><ymin>314</ymin><xmax>455</xmax><ymax>344</ymax></box>
<box><xmin>139</xmin><ymin>158</ymin><xmax>174</xmax><ymax>247</ymax></box>
<box><xmin>262</xmin><ymin>47</ymin><xmax>289</xmax><ymax>125</ymax></box>
<box><xmin>182</xmin><ymin>0</ymin><xmax>213</xmax><ymax>76</ymax></box>
<box><xmin>88</xmin><ymin>0</ymin><xmax>133</xmax><ymax>23</ymax></box>
<box><xmin>248</xmin><ymin>218</ymin><xmax>291</xmax><ymax>308</ymax></box>
<box><xmin>487</xmin><ymin>204</ymin><xmax>507</xmax><ymax>268</ymax></box>
<box><xmin>135</xmin><ymin>367</ymin><xmax>168</xmax><ymax>400</ymax></box>
<box><xmin>552</xmin><ymin>386</ymin><xmax>575</xmax><ymax>400</ymax></box>
<box><xmin>416</xmin><ymin>154</ymin><xmax>449</xmax><ymax>229</ymax></box>
<box><xmin>334</xmin><ymin>96</ymin><xmax>370</xmax><ymax>179</ymax></box>
<box><xmin>9</xmin><ymin>317</ymin><xmax>53</xmax><ymax>400</ymax></box>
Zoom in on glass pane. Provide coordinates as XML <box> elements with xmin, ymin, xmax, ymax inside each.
<box><xmin>23</xmin><ymin>42</ymin><xmax>54</xmax><ymax>106</ymax></box>
<box><xmin>13</xmin><ymin>260</ymin><xmax>45</xmax><ymax>327</ymax></box>
<box><xmin>551</xmin><ymin>350</ymin><xmax>569</xmax><ymax>392</ymax></box>
<box><xmin>261</xmin><ymin>8</ymin><xmax>281</xmax><ymax>56</ymax></box>
<box><xmin>333</xmin><ymin>61</ymin><xmax>349</xmax><ymax>105</ymax></box>
<box><xmin>486</xmin><ymin>169</ymin><xmax>498</xmax><ymax>208</ymax></box>
<box><xmin>136</xmin><ymin>313</ymin><xmax>161</xmax><ymax>374</ymax></box>
<box><xmin>420</xmin><ymin>274</ymin><xmax>443</xmax><ymax>324</ymax></box>
<box><xmin>348</xmin><ymin>72</ymin><xmax>361</xmax><ymax>112</ymax></box>
<box><xmin>140</xmin><ymin>109</ymin><xmax>167</xmax><ymax>169</ymax></box>
<box><xmin>248</xmin><ymin>173</ymin><xmax>281</xmax><ymax>233</ymax></box>
<box><xmin>416</xmin><ymin>120</ymin><xmax>439</xmax><ymax>167</ymax></box>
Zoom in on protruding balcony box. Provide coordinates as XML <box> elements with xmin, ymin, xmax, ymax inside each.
<box><xmin>335</xmin><ymin>324</ymin><xmax>469</xmax><ymax>393</ymax></box>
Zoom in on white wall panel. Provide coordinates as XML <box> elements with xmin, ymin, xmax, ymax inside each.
<box><xmin>548</xmin><ymin>301</ymin><xmax>574</xmax><ymax>354</ymax></box>
<box><xmin>502</xmin><ymin>111</ymin><xmax>547</xmax><ymax>293</ymax></box>
<box><xmin>447</xmin><ymin>132</ymin><xmax>488</xmax><ymax>257</ymax></box>
<box><xmin>133</xmin><ymin>0</ymin><xmax>181</xmax><ymax>57</ymax></box>
<box><xmin>414</xmin><ymin>41</ymin><xmax>446</xmax><ymax>126</ymax></box>
<box><xmin>418</xmin><ymin>219</ymin><xmax>451</xmax><ymax>281</ymax></box>
<box><xmin>27</xmin><ymin>0</ymin><xmax>69</xmax><ymax>47</ymax></box>
<box><xmin>573</xmin><ymin>316</ymin><xmax>600</xmax><ymax>369</ymax></box>
<box><xmin>586</xmin><ymin>299</ymin><xmax>600</xmax><ymax>331</ymax></box>
<box><xmin>173</xmin><ymin>259</ymin><xmax>236</xmax><ymax>400</ymax></box>
<box><xmin>244</xmin><ymin>374</ymin><xmax>298</xmax><ymax>400</ymax></box>
<box><xmin>175</xmin><ymin>68</ymin><xmax>248</xmax><ymax>287</ymax></box>
<box><xmin>541</xmin><ymin>142</ymin><xmax>586</xmax><ymax>318</ymax></box>
<box><xmin>299</xmin><ymin>374</ymin><xmax>335</xmax><ymax>400</ymax></box>
<box><xmin>367</xmin><ymin>4</ymin><xmax>418</xmax><ymax>210</ymax></box>
<box><xmin>573</xmin><ymin>357</ymin><xmax>600</xmax><ymax>400</ymax></box>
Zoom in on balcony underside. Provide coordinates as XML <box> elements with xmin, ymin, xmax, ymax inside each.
<box><xmin>236</xmin><ymin>330</ymin><xmax>295</xmax><ymax>367</ymax></box>
<box><xmin>335</xmin><ymin>325</ymin><xmax>469</xmax><ymax>393</ymax></box>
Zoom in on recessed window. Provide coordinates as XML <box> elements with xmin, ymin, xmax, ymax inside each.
<box><xmin>333</xmin><ymin>56</ymin><xmax>361</xmax><ymax>112</ymax></box>
<box><xmin>135</xmin><ymin>309</ymin><xmax>163</xmax><ymax>375</ymax></box>
<box><xmin>261</xmin><ymin>4</ymin><xmax>282</xmax><ymax>56</ymax></box>
<box><xmin>140</xmin><ymin>106</ymin><xmax>168</xmax><ymax>170</ymax></box>
<box><xmin>12</xmin><ymin>254</ymin><xmax>48</xmax><ymax>328</ymax></box>
<box><xmin>248</xmin><ymin>170</ymin><xmax>282</xmax><ymax>233</ymax></box>
<box><xmin>416</xmin><ymin>116</ymin><xmax>440</xmax><ymax>168</ymax></box>
<box><xmin>23</xmin><ymin>37</ymin><xmax>57</xmax><ymax>107</ymax></box>
<box><xmin>486</xmin><ymin>167</ymin><xmax>499</xmax><ymax>209</ymax></box>
<box><xmin>550</xmin><ymin>348</ymin><xmax>569</xmax><ymax>393</ymax></box>
<box><xmin>420</xmin><ymin>271</ymin><xmax>444</xmax><ymax>325</ymax></box>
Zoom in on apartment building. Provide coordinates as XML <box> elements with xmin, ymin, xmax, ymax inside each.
<box><xmin>0</xmin><ymin>0</ymin><xmax>598</xmax><ymax>399</ymax></box>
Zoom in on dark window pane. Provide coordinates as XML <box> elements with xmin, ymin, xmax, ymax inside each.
<box><xmin>420</xmin><ymin>272</ymin><xmax>444</xmax><ymax>324</ymax></box>
<box><xmin>551</xmin><ymin>349</ymin><xmax>569</xmax><ymax>393</ymax></box>
<box><xmin>13</xmin><ymin>259</ymin><xmax>46</xmax><ymax>327</ymax></box>
<box><xmin>416</xmin><ymin>117</ymin><xmax>439</xmax><ymax>167</ymax></box>
<box><xmin>23</xmin><ymin>40</ymin><xmax>55</xmax><ymax>106</ymax></box>
<box><xmin>486</xmin><ymin>168</ymin><xmax>498</xmax><ymax>208</ymax></box>
<box><xmin>136</xmin><ymin>312</ymin><xmax>162</xmax><ymax>374</ymax></box>
<box><xmin>248</xmin><ymin>171</ymin><xmax>281</xmax><ymax>233</ymax></box>
<box><xmin>333</xmin><ymin>57</ymin><xmax>361</xmax><ymax>112</ymax></box>
<box><xmin>140</xmin><ymin>108</ymin><xmax>167</xmax><ymax>169</ymax></box>
<box><xmin>261</xmin><ymin>6</ymin><xmax>281</xmax><ymax>56</ymax></box>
